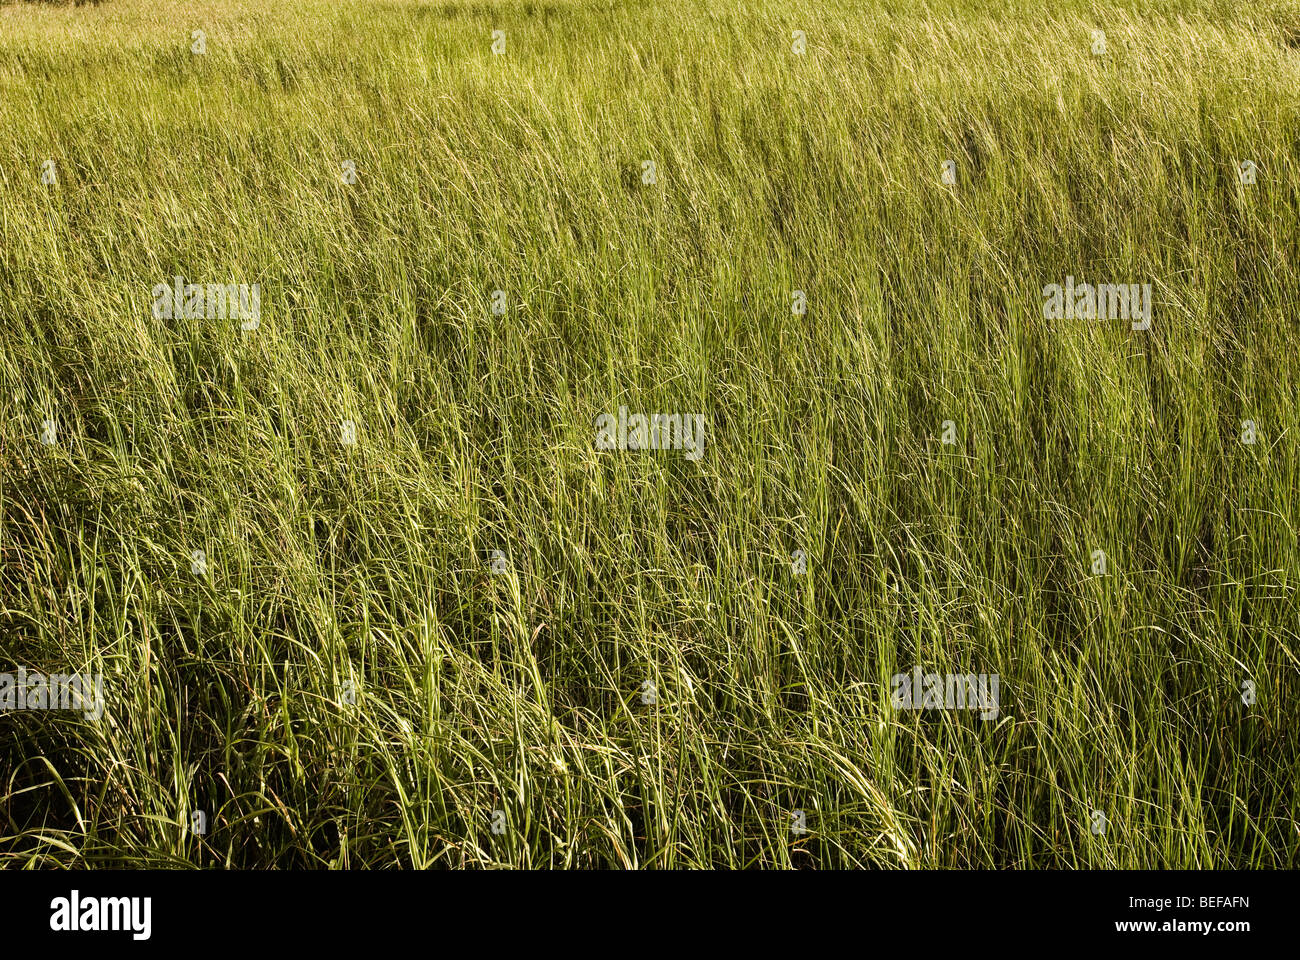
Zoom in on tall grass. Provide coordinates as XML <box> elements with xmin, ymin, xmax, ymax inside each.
<box><xmin>1</xmin><ymin>0</ymin><xmax>1297</xmax><ymax>868</ymax></box>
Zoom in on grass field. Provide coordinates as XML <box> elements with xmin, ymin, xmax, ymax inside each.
<box><xmin>1</xmin><ymin>0</ymin><xmax>1298</xmax><ymax>868</ymax></box>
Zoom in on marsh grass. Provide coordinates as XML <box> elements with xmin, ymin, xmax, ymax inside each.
<box><xmin>0</xmin><ymin>0</ymin><xmax>1297</xmax><ymax>867</ymax></box>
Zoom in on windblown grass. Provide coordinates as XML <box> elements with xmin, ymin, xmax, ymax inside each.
<box><xmin>1</xmin><ymin>0</ymin><xmax>1298</xmax><ymax>867</ymax></box>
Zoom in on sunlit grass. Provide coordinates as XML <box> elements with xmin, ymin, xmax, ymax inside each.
<box><xmin>0</xmin><ymin>0</ymin><xmax>1297</xmax><ymax>868</ymax></box>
